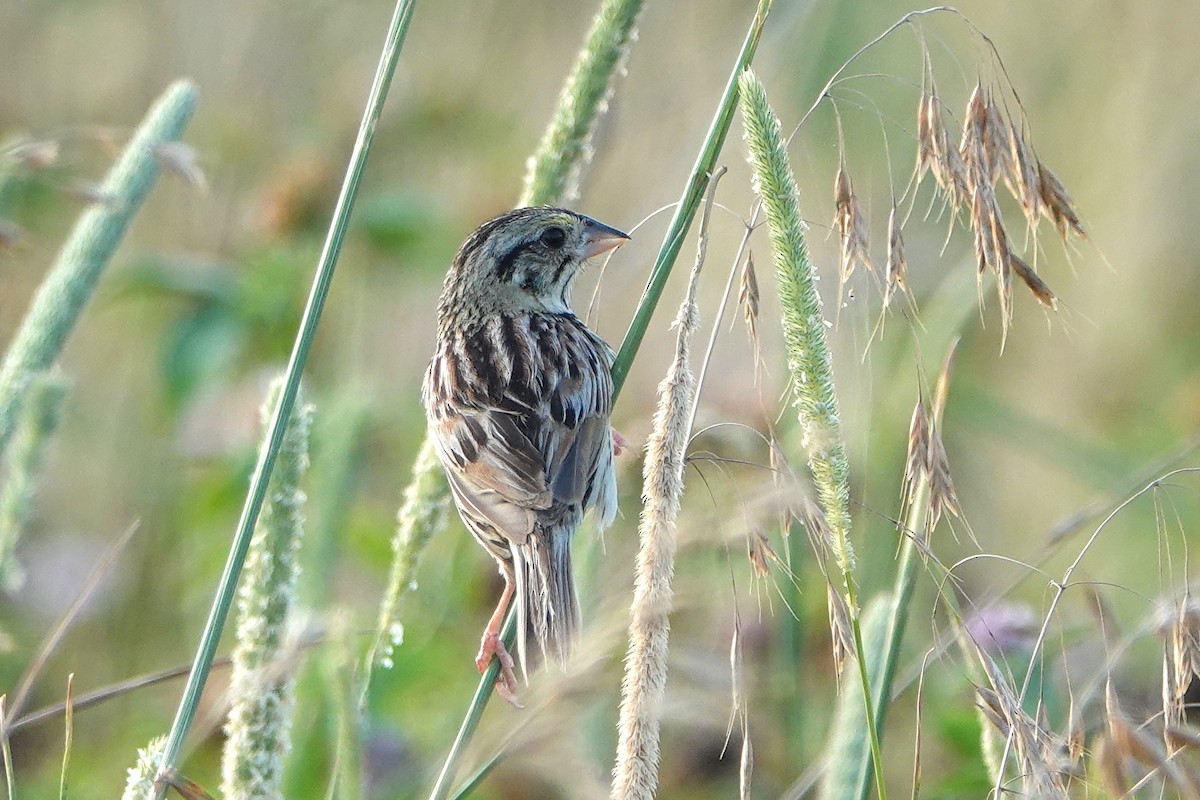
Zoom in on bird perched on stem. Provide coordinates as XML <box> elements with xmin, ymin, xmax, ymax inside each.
<box><xmin>423</xmin><ymin>207</ymin><xmax>629</xmax><ymax>704</ymax></box>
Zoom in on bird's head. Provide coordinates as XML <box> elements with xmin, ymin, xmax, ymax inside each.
<box><xmin>441</xmin><ymin>207</ymin><xmax>629</xmax><ymax>320</ymax></box>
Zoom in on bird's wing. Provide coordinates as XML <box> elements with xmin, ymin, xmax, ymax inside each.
<box><xmin>426</xmin><ymin>315</ymin><xmax>615</xmax><ymax>542</ymax></box>
<box><xmin>430</xmin><ymin>407</ymin><xmax>551</xmax><ymax>543</ymax></box>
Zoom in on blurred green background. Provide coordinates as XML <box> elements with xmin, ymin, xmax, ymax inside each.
<box><xmin>1</xmin><ymin>1</ymin><xmax>1198</xmax><ymax>797</ymax></box>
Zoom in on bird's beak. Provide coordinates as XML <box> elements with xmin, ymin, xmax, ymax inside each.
<box><xmin>580</xmin><ymin>217</ymin><xmax>631</xmax><ymax>260</ymax></box>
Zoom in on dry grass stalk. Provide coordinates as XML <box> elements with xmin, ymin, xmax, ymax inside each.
<box><xmin>610</xmin><ymin>177</ymin><xmax>713</xmax><ymax>800</ymax></box>
<box><xmin>833</xmin><ymin>163</ymin><xmax>872</xmax><ymax>294</ymax></box>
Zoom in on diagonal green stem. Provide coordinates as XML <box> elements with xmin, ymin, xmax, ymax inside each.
<box><xmin>150</xmin><ymin>1</ymin><xmax>417</xmax><ymax>793</ymax></box>
<box><xmin>611</xmin><ymin>0</ymin><xmax>772</xmax><ymax>395</ymax></box>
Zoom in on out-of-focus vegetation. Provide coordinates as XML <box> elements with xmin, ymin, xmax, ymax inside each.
<box><xmin>2</xmin><ymin>1</ymin><xmax>1200</xmax><ymax>798</ymax></box>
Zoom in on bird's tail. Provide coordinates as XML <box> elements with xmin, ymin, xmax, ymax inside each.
<box><xmin>511</xmin><ymin>520</ymin><xmax>579</xmax><ymax>680</ymax></box>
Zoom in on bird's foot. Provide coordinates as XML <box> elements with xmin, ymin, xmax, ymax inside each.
<box><xmin>476</xmin><ymin>630</ymin><xmax>523</xmax><ymax>708</ymax></box>
<box><xmin>612</xmin><ymin>429</ymin><xmax>632</xmax><ymax>457</ymax></box>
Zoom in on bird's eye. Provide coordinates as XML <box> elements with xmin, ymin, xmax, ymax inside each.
<box><xmin>540</xmin><ymin>226</ymin><xmax>567</xmax><ymax>249</ymax></box>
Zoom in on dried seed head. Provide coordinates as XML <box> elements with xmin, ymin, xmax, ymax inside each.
<box><xmin>738</xmin><ymin>251</ymin><xmax>761</xmax><ymax>362</ymax></box>
<box><xmin>826</xmin><ymin>581</ymin><xmax>853</xmax><ymax>678</ymax></box>
<box><xmin>984</xmin><ymin>93</ymin><xmax>1013</xmax><ymax>184</ymax></box>
<box><xmin>885</xmin><ymin>204</ymin><xmax>907</xmax><ymax>308</ymax></box>
<box><xmin>926</xmin><ymin>432</ymin><xmax>961</xmax><ymax>529</ymax></box>
<box><xmin>902</xmin><ymin>401</ymin><xmax>930</xmax><ymax>522</ymax></box>
<box><xmin>1038</xmin><ymin>161</ymin><xmax>1085</xmax><ymax>240</ymax></box>
<box><xmin>154</xmin><ymin>141</ymin><xmax>207</xmax><ymax>190</ymax></box>
<box><xmin>746</xmin><ymin>529</ymin><xmax>776</xmax><ymax>579</ymax></box>
<box><xmin>833</xmin><ymin>164</ymin><xmax>871</xmax><ymax>290</ymax></box>
<box><xmin>1010</xmin><ymin>253</ymin><xmax>1058</xmax><ymax>309</ymax></box>
<box><xmin>959</xmin><ymin>84</ymin><xmax>990</xmax><ymax>189</ymax></box>
<box><xmin>1009</xmin><ymin>121</ymin><xmax>1042</xmax><ymax>225</ymax></box>
<box><xmin>916</xmin><ymin>93</ymin><xmax>937</xmax><ymax>182</ymax></box>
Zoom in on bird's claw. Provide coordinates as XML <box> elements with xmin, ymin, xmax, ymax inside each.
<box><xmin>612</xmin><ymin>429</ymin><xmax>631</xmax><ymax>457</ymax></box>
<box><xmin>476</xmin><ymin>630</ymin><xmax>523</xmax><ymax>709</ymax></box>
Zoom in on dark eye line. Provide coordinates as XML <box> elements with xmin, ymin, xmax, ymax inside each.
<box><xmin>495</xmin><ymin>239</ymin><xmax>535</xmax><ymax>283</ymax></box>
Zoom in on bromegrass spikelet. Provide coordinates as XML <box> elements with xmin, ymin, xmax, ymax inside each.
<box><xmin>220</xmin><ymin>382</ymin><xmax>314</xmax><ymax>800</ymax></box>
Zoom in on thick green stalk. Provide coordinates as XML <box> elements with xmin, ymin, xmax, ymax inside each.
<box><xmin>221</xmin><ymin>384</ymin><xmax>313</xmax><ymax>800</ymax></box>
<box><xmin>520</xmin><ymin>0</ymin><xmax>645</xmax><ymax>206</ymax></box>
<box><xmin>738</xmin><ymin>69</ymin><xmax>885</xmax><ymax>798</ymax></box>
<box><xmin>611</xmin><ymin>0</ymin><xmax>773</xmax><ymax>394</ymax></box>
<box><xmin>367</xmin><ymin>437</ymin><xmax>448</xmax><ymax>675</ymax></box>
<box><xmin>151</xmin><ymin>1</ymin><xmax>416</xmax><ymax>793</ymax></box>
<box><xmin>0</xmin><ymin>81</ymin><xmax>196</xmax><ymax>460</ymax></box>
<box><xmin>0</xmin><ymin>372</ymin><xmax>67</xmax><ymax>591</ymax></box>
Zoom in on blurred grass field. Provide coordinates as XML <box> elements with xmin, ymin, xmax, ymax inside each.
<box><xmin>2</xmin><ymin>1</ymin><xmax>1200</xmax><ymax>798</ymax></box>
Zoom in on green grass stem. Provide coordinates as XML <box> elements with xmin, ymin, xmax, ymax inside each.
<box><xmin>0</xmin><ymin>81</ymin><xmax>196</xmax><ymax>460</ymax></box>
<box><xmin>150</xmin><ymin>1</ymin><xmax>416</xmax><ymax>793</ymax></box>
<box><xmin>519</xmin><ymin>0</ymin><xmax>645</xmax><ymax>206</ymax></box>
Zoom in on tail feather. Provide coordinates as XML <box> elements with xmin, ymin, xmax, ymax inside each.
<box><xmin>513</xmin><ymin>523</ymin><xmax>579</xmax><ymax>679</ymax></box>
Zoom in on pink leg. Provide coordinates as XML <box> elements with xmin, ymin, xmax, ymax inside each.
<box><xmin>612</xmin><ymin>428</ymin><xmax>631</xmax><ymax>457</ymax></box>
<box><xmin>476</xmin><ymin>576</ymin><xmax>523</xmax><ymax>708</ymax></box>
